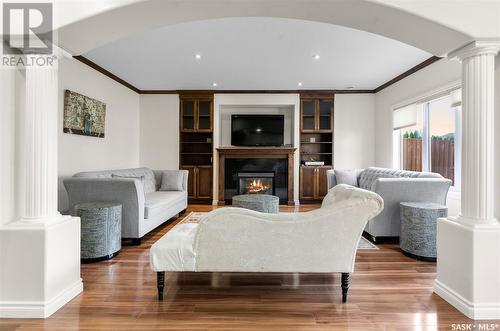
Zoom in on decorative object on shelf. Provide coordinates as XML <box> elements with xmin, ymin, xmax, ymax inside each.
<box><xmin>63</xmin><ymin>89</ymin><xmax>106</xmax><ymax>138</ymax></box>
<box><xmin>72</xmin><ymin>202</ymin><xmax>122</xmax><ymax>263</ymax></box>
<box><xmin>310</xmin><ymin>137</ymin><xmax>316</xmax><ymax>143</ymax></box>
<box><xmin>304</xmin><ymin>161</ymin><xmax>324</xmax><ymax>166</ymax></box>
<box><xmin>400</xmin><ymin>202</ymin><xmax>448</xmax><ymax>261</ymax></box>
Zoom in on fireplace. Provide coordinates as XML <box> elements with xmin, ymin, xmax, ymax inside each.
<box><xmin>217</xmin><ymin>147</ymin><xmax>296</xmax><ymax>205</ymax></box>
<box><xmin>238</xmin><ymin>172</ymin><xmax>275</xmax><ymax>195</ymax></box>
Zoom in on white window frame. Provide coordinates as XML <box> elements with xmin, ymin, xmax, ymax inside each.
<box><xmin>392</xmin><ymin>81</ymin><xmax>462</xmax><ymax>191</ymax></box>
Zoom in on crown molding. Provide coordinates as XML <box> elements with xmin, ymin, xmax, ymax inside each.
<box><xmin>73</xmin><ymin>55</ymin><xmax>140</xmax><ymax>93</ymax></box>
<box><xmin>73</xmin><ymin>55</ymin><xmax>441</xmax><ymax>96</ymax></box>
<box><xmin>373</xmin><ymin>56</ymin><xmax>441</xmax><ymax>93</ymax></box>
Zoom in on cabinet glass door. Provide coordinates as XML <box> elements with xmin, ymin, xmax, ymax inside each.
<box><xmin>318</xmin><ymin>100</ymin><xmax>333</xmax><ymax>131</ymax></box>
<box><xmin>301</xmin><ymin>100</ymin><xmax>316</xmax><ymax>131</ymax></box>
<box><xmin>182</xmin><ymin>100</ymin><xmax>196</xmax><ymax>131</ymax></box>
<box><xmin>198</xmin><ymin>100</ymin><xmax>212</xmax><ymax>131</ymax></box>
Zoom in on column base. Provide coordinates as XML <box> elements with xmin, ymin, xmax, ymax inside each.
<box><xmin>435</xmin><ymin>216</ymin><xmax>500</xmax><ymax>320</ymax></box>
<box><xmin>0</xmin><ymin>215</ymin><xmax>83</xmax><ymax>318</ymax></box>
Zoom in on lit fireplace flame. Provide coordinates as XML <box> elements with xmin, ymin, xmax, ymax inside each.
<box><xmin>247</xmin><ymin>179</ymin><xmax>270</xmax><ymax>194</ymax></box>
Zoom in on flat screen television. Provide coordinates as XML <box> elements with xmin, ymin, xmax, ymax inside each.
<box><xmin>231</xmin><ymin>114</ymin><xmax>284</xmax><ymax>147</ymax></box>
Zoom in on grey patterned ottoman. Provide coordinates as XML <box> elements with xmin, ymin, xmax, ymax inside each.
<box><xmin>73</xmin><ymin>202</ymin><xmax>122</xmax><ymax>263</ymax></box>
<box><xmin>232</xmin><ymin>194</ymin><xmax>279</xmax><ymax>213</ymax></box>
<box><xmin>400</xmin><ymin>202</ymin><xmax>448</xmax><ymax>261</ymax></box>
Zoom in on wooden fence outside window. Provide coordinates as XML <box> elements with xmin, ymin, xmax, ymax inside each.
<box><xmin>403</xmin><ymin>138</ymin><xmax>454</xmax><ymax>184</ymax></box>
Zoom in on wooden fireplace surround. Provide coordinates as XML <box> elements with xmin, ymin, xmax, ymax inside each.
<box><xmin>217</xmin><ymin>147</ymin><xmax>296</xmax><ymax>206</ymax></box>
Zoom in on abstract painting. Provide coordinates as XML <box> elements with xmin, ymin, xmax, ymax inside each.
<box><xmin>63</xmin><ymin>90</ymin><xmax>106</xmax><ymax>138</ymax></box>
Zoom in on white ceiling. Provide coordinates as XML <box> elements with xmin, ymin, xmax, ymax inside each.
<box><xmin>83</xmin><ymin>17</ymin><xmax>432</xmax><ymax>90</ymax></box>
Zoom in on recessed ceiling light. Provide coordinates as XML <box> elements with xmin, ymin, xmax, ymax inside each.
<box><xmin>194</xmin><ymin>53</ymin><xmax>201</xmax><ymax>60</ymax></box>
<box><xmin>212</xmin><ymin>82</ymin><xmax>218</xmax><ymax>87</ymax></box>
<box><xmin>312</xmin><ymin>54</ymin><xmax>320</xmax><ymax>60</ymax></box>
<box><xmin>298</xmin><ymin>82</ymin><xmax>303</xmax><ymax>87</ymax></box>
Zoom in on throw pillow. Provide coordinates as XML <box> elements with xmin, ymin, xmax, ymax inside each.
<box><xmin>335</xmin><ymin>169</ymin><xmax>359</xmax><ymax>187</ymax></box>
<box><xmin>160</xmin><ymin>171</ymin><xmax>184</xmax><ymax>191</ymax></box>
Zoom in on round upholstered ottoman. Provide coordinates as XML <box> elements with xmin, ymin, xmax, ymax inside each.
<box><xmin>73</xmin><ymin>202</ymin><xmax>122</xmax><ymax>263</ymax></box>
<box><xmin>232</xmin><ymin>194</ymin><xmax>279</xmax><ymax>213</ymax></box>
<box><xmin>400</xmin><ymin>202</ymin><xmax>448</xmax><ymax>261</ymax></box>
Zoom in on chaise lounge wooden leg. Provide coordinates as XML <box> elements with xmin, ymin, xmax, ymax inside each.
<box><xmin>341</xmin><ymin>272</ymin><xmax>349</xmax><ymax>303</ymax></box>
<box><xmin>157</xmin><ymin>272</ymin><xmax>165</xmax><ymax>301</ymax></box>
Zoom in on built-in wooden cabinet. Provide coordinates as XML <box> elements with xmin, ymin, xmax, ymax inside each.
<box><xmin>299</xmin><ymin>93</ymin><xmax>334</xmax><ymax>203</ymax></box>
<box><xmin>181</xmin><ymin>95</ymin><xmax>213</xmax><ymax>132</ymax></box>
<box><xmin>179</xmin><ymin>93</ymin><xmax>214</xmax><ymax>203</ymax></box>
<box><xmin>300</xmin><ymin>96</ymin><xmax>333</xmax><ymax>132</ymax></box>
<box><xmin>182</xmin><ymin>165</ymin><xmax>212</xmax><ymax>200</ymax></box>
<box><xmin>299</xmin><ymin>166</ymin><xmax>332</xmax><ymax>201</ymax></box>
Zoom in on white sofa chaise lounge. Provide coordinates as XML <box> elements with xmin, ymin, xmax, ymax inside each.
<box><xmin>150</xmin><ymin>185</ymin><xmax>384</xmax><ymax>302</ymax></box>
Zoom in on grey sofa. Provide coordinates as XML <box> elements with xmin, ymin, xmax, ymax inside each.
<box><xmin>327</xmin><ymin>167</ymin><xmax>451</xmax><ymax>241</ymax></box>
<box><xmin>63</xmin><ymin>167</ymin><xmax>188</xmax><ymax>243</ymax></box>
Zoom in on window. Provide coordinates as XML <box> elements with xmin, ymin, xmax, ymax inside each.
<box><xmin>393</xmin><ymin>89</ymin><xmax>461</xmax><ymax>188</ymax></box>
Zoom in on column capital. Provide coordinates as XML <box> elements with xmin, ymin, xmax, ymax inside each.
<box><xmin>448</xmin><ymin>40</ymin><xmax>500</xmax><ymax>61</ymax></box>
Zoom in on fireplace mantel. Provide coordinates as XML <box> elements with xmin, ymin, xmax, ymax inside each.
<box><xmin>216</xmin><ymin>146</ymin><xmax>296</xmax><ymax>205</ymax></box>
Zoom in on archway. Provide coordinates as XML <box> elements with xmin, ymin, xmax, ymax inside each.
<box><xmin>56</xmin><ymin>0</ymin><xmax>472</xmax><ymax>56</ymax></box>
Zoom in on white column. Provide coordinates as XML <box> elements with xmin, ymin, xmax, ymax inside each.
<box><xmin>0</xmin><ymin>54</ymin><xmax>82</xmax><ymax>318</ymax></box>
<box><xmin>456</xmin><ymin>42</ymin><xmax>499</xmax><ymax>224</ymax></box>
<box><xmin>22</xmin><ymin>66</ymin><xmax>60</xmax><ymax>221</ymax></box>
<box><xmin>434</xmin><ymin>41</ymin><xmax>500</xmax><ymax>320</ymax></box>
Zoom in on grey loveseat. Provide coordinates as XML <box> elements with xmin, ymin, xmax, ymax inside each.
<box><xmin>64</xmin><ymin>167</ymin><xmax>188</xmax><ymax>244</ymax></box>
<box><xmin>327</xmin><ymin>167</ymin><xmax>451</xmax><ymax>242</ymax></box>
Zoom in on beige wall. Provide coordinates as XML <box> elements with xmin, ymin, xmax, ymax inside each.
<box><xmin>334</xmin><ymin>94</ymin><xmax>375</xmax><ymax>169</ymax></box>
<box><xmin>58</xmin><ymin>57</ymin><xmax>141</xmax><ymax>210</ymax></box>
<box><xmin>140</xmin><ymin>94</ymin><xmax>180</xmax><ymax>170</ymax></box>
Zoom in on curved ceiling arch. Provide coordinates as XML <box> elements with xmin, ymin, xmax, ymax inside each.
<box><xmin>56</xmin><ymin>0</ymin><xmax>472</xmax><ymax>56</ymax></box>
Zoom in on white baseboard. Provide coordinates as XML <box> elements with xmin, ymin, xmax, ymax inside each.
<box><xmin>434</xmin><ymin>279</ymin><xmax>500</xmax><ymax>320</ymax></box>
<box><xmin>0</xmin><ymin>279</ymin><xmax>83</xmax><ymax>318</ymax></box>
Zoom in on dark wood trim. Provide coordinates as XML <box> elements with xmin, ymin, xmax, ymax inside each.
<box><xmin>74</xmin><ymin>55</ymin><xmax>441</xmax><ymax>95</ymax></box>
<box><xmin>216</xmin><ymin>147</ymin><xmax>296</xmax><ymax>205</ymax></box>
<box><xmin>73</xmin><ymin>55</ymin><xmax>141</xmax><ymax>93</ymax></box>
<box><xmin>143</xmin><ymin>89</ymin><xmax>373</xmax><ymax>94</ymax></box>
<box><xmin>373</xmin><ymin>56</ymin><xmax>442</xmax><ymax>93</ymax></box>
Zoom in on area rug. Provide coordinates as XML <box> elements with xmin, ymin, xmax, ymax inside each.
<box><xmin>179</xmin><ymin>212</ymin><xmax>378</xmax><ymax>250</ymax></box>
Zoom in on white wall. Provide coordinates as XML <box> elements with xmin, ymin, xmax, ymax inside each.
<box><xmin>374</xmin><ymin>59</ymin><xmax>462</xmax><ymax>168</ymax></box>
<box><xmin>334</xmin><ymin>94</ymin><xmax>375</xmax><ymax>169</ymax></box>
<box><xmin>57</xmin><ymin>57</ymin><xmax>140</xmax><ymax>211</ymax></box>
<box><xmin>140</xmin><ymin>94</ymin><xmax>179</xmax><ymax>170</ymax></box>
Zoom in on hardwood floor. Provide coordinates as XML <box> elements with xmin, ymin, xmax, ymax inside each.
<box><xmin>0</xmin><ymin>204</ymin><xmax>491</xmax><ymax>331</ymax></box>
